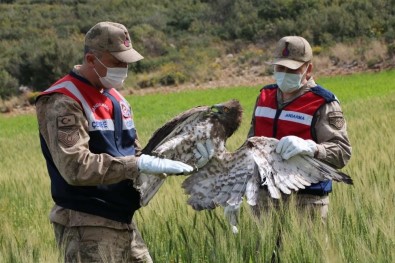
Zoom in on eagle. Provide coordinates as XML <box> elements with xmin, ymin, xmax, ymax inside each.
<box><xmin>137</xmin><ymin>99</ymin><xmax>352</xmax><ymax>231</ymax></box>
<box><xmin>137</xmin><ymin>99</ymin><xmax>242</xmax><ymax>206</ymax></box>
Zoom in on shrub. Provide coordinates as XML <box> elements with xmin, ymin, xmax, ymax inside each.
<box><xmin>329</xmin><ymin>43</ymin><xmax>357</xmax><ymax>66</ymax></box>
<box><xmin>159</xmin><ymin>71</ymin><xmax>187</xmax><ymax>86</ymax></box>
<box><xmin>0</xmin><ymin>70</ymin><xmax>19</xmax><ymax>99</ymax></box>
<box><xmin>135</xmin><ymin>63</ymin><xmax>188</xmax><ymax>88</ymax></box>
<box><xmin>136</xmin><ymin>73</ymin><xmax>158</xmax><ymax>89</ymax></box>
<box><xmin>130</xmin><ymin>24</ymin><xmax>169</xmax><ymax>57</ymax></box>
<box><xmin>388</xmin><ymin>42</ymin><xmax>395</xmax><ymax>58</ymax></box>
<box><xmin>312</xmin><ymin>46</ymin><xmax>323</xmax><ymax>56</ymax></box>
<box><xmin>363</xmin><ymin>40</ymin><xmax>387</xmax><ymax>67</ymax></box>
<box><xmin>7</xmin><ymin>36</ymin><xmax>82</xmax><ymax>92</ymax></box>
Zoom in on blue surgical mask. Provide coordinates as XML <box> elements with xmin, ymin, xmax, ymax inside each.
<box><xmin>274</xmin><ymin>66</ymin><xmax>309</xmax><ymax>93</ymax></box>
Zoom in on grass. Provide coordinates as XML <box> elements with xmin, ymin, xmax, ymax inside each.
<box><xmin>0</xmin><ymin>70</ymin><xmax>394</xmax><ymax>262</ymax></box>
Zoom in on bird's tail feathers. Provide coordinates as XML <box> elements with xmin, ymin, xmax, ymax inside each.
<box><xmin>136</xmin><ymin>174</ymin><xmax>166</xmax><ymax>206</ymax></box>
<box><xmin>224</xmin><ymin>204</ymin><xmax>240</xmax><ymax>234</ymax></box>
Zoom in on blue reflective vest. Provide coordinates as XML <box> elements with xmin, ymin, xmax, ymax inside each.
<box><xmin>38</xmin><ymin>72</ymin><xmax>141</xmax><ymax>223</ymax></box>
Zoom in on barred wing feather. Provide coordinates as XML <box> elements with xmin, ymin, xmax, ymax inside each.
<box><xmin>182</xmin><ymin>136</ymin><xmax>353</xmax><ymax>231</ymax></box>
<box><xmin>182</xmin><ymin>150</ymin><xmax>255</xmax><ymax>210</ymax></box>
<box><xmin>137</xmin><ymin>106</ymin><xmax>211</xmax><ymax>206</ymax></box>
<box><xmin>247</xmin><ymin>136</ymin><xmax>352</xmax><ymax>201</ymax></box>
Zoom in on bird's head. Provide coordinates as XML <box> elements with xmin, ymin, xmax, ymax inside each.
<box><xmin>210</xmin><ymin>99</ymin><xmax>243</xmax><ymax>138</ymax></box>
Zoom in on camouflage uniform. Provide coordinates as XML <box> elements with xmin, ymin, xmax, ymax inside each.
<box><xmin>36</xmin><ymin>67</ymin><xmax>152</xmax><ymax>263</ymax></box>
<box><xmin>249</xmin><ymin>78</ymin><xmax>352</xmax><ymax>220</ymax></box>
<box><xmin>53</xmin><ymin>220</ymin><xmax>150</xmax><ymax>263</ymax></box>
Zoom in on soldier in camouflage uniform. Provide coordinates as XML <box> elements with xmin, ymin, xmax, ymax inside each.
<box><xmin>36</xmin><ymin>21</ymin><xmax>211</xmax><ymax>263</ymax></box>
<box><xmin>249</xmin><ymin>36</ymin><xmax>352</xmax><ymax>262</ymax></box>
<box><xmin>249</xmin><ymin>36</ymin><xmax>352</xmax><ymax>220</ymax></box>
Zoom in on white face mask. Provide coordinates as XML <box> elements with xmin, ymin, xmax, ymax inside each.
<box><xmin>94</xmin><ymin>56</ymin><xmax>128</xmax><ymax>89</ymax></box>
<box><xmin>274</xmin><ymin>65</ymin><xmax>309</xmax><ymax>93</ymax></box>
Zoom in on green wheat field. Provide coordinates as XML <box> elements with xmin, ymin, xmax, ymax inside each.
<box><xmin>0</xmin><ymin>70</ymin><xmax>394</xmax><ymax>262</ymax></box>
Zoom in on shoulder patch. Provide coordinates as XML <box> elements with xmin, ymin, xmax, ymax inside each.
<box><xmin>58</xmin><ymin>128</ymin><xmax>80</xmax><ymax>147</ymax></box>
<box><xmin>120</xmin><ymin>101</ymin><xmax>131</xmax><ymax>118</ymax></box>
<box><xmin>328</xmin><ymin>111</ymin><xmax>345</xmax><ymax>130</ymax></box>
<box><xmin>58</xmin><ymin>115</ymin><xmax>76</xmax><ymax>128</ymax></box>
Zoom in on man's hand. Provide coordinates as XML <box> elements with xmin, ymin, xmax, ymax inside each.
<box><xmin>193</xmin><ymin>139</ymin><xmax>215</xmax><ymax>168</ymax></box>
<box><xmin>276</xmin><ymin>135</ymin><xmax>317</xmax><ymax>160</ymax></box>
<box><xmin>138</xmin><ymin>154</ymin><xmax>193</xmax><ymax>175</ymax></box>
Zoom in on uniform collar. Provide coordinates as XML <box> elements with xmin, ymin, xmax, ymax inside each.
<box><xmin>277</xmin><ymin>77</ymin><xmax>316</xmax><ymax>106</ymax></box>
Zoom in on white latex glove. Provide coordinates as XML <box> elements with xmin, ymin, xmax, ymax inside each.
<box><xmin>138</xmin><ymin>154</ymin><xmax>193</xmax><ymax>175</ymax></box>
<box><xmin>276</xmin><ymin>135</ymin><xmax>317</xmax><ymax>160</ymax></box>
<box><xmin>193</xmin><ymin>139</ymin><xmax>215</xmax><ymax>168</ymax></box>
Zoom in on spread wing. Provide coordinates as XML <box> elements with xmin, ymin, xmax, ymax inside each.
<box><xmin>136</xmin><ymin>99</ymin><xmax>243</xmax><ymax>207</ymax></box>
<box><xmin>142</xmin><ymin>106</ymin><xmax>211</xmax><ymax>155</ymax></box>
<box><xmin>182</xmin><ymin>149</ymin><xmax>255</xmax><ymax>211</ymax></box>
<box><xmin>245</xmin><ymin>136</ymin><xmax>352</xmax><ymax>203</ymax></box>
<box><xmin>136</xmin><ymin>105</ymin><xmax>212</xmax><ymax>206</ymax></box>
<box><xmin>181</xmin><ymin>136</ymin><xmax>352</xmax><ymax>231</ymax></box>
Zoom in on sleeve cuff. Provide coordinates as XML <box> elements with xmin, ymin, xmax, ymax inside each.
<box><xmin>124</xmin><ymin>156</ymin><xmax>140</xmax><ymax>180</ymax></box>
<box><xmin>315</xmin><ymin>144</ymin><xmax>327</xmax><ymax>160</ymax></box>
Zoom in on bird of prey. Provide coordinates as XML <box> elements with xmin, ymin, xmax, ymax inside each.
<box><xmin>137</xmin><ymin>99</ymin><xmax>243</xmax><ymax>206</ymax></box>
<box><xmin>137</xmin><ymin>99</ymin><xmax>352</xmax><ymax>231</ymax></box>
<box><xmin>182</xmin><ymin>135</ymin><xmax>352</xmax><ymax>232</ymax></box>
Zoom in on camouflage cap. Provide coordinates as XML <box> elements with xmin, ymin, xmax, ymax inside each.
<box><xmin>270</xmin><ymin>36</ymin><xmax>312</xmax><ymax>70</ymax></box>
<box><xmin>85</xmin><ymin>21</ymin><xmax>143</xmax><ymax>63</ymax></box>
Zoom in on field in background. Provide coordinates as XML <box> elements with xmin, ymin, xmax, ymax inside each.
<box><xmin>0</xmin><ymin>70</ymin><xmax>394</xmax><ymax>262</ymax></box>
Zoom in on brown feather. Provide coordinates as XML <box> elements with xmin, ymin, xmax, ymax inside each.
<box><xmin>137</xmin><ymin>100</ymin><xmax>243</xmax><ymax>206</ymax></box>
<box><xmin>142</xmin><ymin>106</ymin><xmax>210</xmax><ymax>155</ymax></box>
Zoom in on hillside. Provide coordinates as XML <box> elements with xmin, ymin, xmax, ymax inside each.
<box><xmin>1</xmin><ymin>0</ymin><xmax>395</xmax><ymax>111</ymax></box>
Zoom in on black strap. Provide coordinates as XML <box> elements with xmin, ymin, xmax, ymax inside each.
<box><xmin>103</xmin><ymin>91</ymin><xmax>123</xmax><ymax>144</ymax></box>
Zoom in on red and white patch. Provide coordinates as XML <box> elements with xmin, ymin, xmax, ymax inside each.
<box><xmin>120</xmin><ymin>101</ymin><xmax>131</xmax><ymax>118</ymax></box>
<box><xmin>124</xmin><ymin>39</ymin><xmax>130</xmax><ymax>47</ymax></box>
